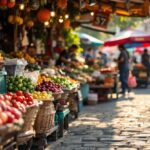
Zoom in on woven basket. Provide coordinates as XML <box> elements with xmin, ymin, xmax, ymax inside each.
<box><xmin>17</xmin><ymin>130</ymin><xmax>35</xmax><ymax>145</ymax></box>
<box><xmin>34</xmin><ymin>101</ymin><xmax>56</xmax><ymax>134</ymax></box>
<box><xmin>22</xmin><ymin>104</ymin><xmax>39</xmax><ymax>132</ymax></box>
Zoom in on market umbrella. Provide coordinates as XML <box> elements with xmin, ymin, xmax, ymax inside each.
<box><xmin>78</xmin><ymin>32</ymin><xmax>104</xmax><ymax>46</ymax></box>
<box><xmin>104</xmin><ymin>29</ymin><xmax>150</xmax><ymax>47</ymax></box>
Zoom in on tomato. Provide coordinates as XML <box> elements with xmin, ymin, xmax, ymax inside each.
<box><xmin>24</xmin><ymin>92</ymin><xmax>31</xmax><ymax>98</ymax></box>
<box><xmin>6</xmin><ymin>92</ymin><xmax>13</xmax><ymax>96</ymax></box>
<box><xmin>16</xmin><ymin>91</ymin><xmax>23</xmax><ymax>96</ymax></box>
<box><xmin>6</xmin><ymin>111</ymin><xmax>15</xmax><ymax>123</ymax></box>
<box><xmin>13</xmin><ymin>102</ymin><xmax>20</xmax><ymax>109</ymax></box>
<box><xmin>16</xmin><ymin>96</ymin><xmax>23</xmax><ymax>103</ymax></box>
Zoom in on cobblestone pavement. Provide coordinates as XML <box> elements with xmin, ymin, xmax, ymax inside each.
<box><xmin>48</xmin><ymin>89</ymin><xmax>150</xmax><ymax>150</ymax></box>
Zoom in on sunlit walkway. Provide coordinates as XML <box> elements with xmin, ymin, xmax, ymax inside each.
<box><xmin>48</xmin><ymin>88</ymin><xmax>150</xmax><ymax>150</ymax></box>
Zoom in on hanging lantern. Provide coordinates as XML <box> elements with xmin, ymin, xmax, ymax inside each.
<box><xmin>0</xmin><ymin>0</ymin><xmax>7</xmax><ymax>6</ymax></box>
<box><xmin>26</xmin><ymin>20</ymin><xmax>34</xmax><ymax>28</ymax></box>
<box><xmin>8</xmin><ymin>15</ymin><xmax>15</xmax><ymax>24</ymax></box>
<box><xmin>57</xmin><ymin>0</ymin><xmax>67</xmax><ymax>10</ymax></box>
<box><xmin>37</xmin><ymin>8</ymin><xmax>51</xmax><ymax>23</ymax></box>
<box><xmin>7</xmin><ymin>2</ymin><xmax>15</xmax><ymax>8</ymax></box>
<box><xmin>63</xmin><ymin>20</ymin><xmax>70</xmax><ymax>29</ymax></box>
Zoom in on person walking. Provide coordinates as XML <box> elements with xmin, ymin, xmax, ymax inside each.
<box><xmin>117</xmin><ymin>45</ymin><xmax>130</xmax><ymax>95</ymax></box>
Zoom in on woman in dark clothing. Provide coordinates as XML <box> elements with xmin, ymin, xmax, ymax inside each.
<box><xmin>117</xmin><ymin>45</ymin><xmax>130</xmax><ymax>95</ymax></box>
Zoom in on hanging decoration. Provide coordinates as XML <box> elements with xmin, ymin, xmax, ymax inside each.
<box><xmin>7</xmin><ymin>1</ymin><xmax>15</xmax><ymax>8</ymax></box>
<box><xmin>8</xmin><ymin>15</ymin><xmax>23</xmax><ymax>25</ymax></box>
<box><xmin>26</xmin><ymin>20</ymin><xmax>34</xmax><ymax>28</ymax></box>
<box><xmin>57</xmin><ymin>0</ymin><xmax>67</xmax><ymax>10</ymax></box>
<box><xmin>37</xmin><ymin>8</ymin><xmax>51</xmax><ymax>23</ymax></box>
<box><xmin>63</xmin><ymin>20</ymin><xmax>70</xmax><ymax>29</ymax></box>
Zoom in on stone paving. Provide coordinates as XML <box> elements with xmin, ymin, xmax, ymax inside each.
<box><xmin>48</xmin><ymin>88</ymin><xmax>150</xmax><ymax>150</ymax></box>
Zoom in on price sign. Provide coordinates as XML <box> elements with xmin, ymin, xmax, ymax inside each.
<box><xmin>93</xmin><ymin>11</ymin><xmax>110</xmax><ymax>29</ymax></box>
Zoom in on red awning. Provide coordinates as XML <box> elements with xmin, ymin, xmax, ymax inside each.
<box><xmin>104</xmin><ymin>29</ymin><xmax>150</xmax><ymax>47</ymax></box>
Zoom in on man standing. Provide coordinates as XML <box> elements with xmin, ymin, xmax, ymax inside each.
<box><xmin>141</xmin><ymin>49</ymin><xmax>150</xmax><ymax>77</ymax></box>
<box><xmin>117</xmin><ymin>45</ymin><xmax>130</xmax><ymax>95</ymax></box>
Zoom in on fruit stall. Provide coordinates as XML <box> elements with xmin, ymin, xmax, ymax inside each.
<box><xmin>0</xmin><ymin>53</ymin><xmax>85</xmax><ymax>148</ymax></box>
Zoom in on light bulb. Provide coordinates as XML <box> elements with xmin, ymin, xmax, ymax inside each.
<box><xmin>59</xmin><ymin>18</ymin><xmax>64</xmax><ymax>23</ymax></box>
<box><xmin>51</xmin><ymin>11</ymin><xmax>55</xmax><ymax>17</ymax></box>
<box><xmin>44</xmin><ymin>21</ymin><xmax>49</xmax><ymax>26</ymax></box>
<box><xmin>65</xmin><ymin>14</ymin><xmax>69</xmax><ymax>19</ymax></box>
<box><xmin>19</xmin><ymin>4</ymin><xmax>25</xmax><ymax>10</ymax></box>
<box><xmin>90</xmin><ymin>12</ymin><xmax>94</xmax><ymax>16</ymax></box>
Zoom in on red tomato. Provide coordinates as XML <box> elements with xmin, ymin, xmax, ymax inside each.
<box><xmin>13</xmin><ymin>102</ymin><xmax>20</xmax><ymax>109</ymax></box>
<box><xmin>24</xmin><ymin>92</ymin><xmax>31</xmax><ymax>98</ymax></box>
<box><xmin>16</xmin><ymin>96</ymin><xmax>23</xmax><ymax>103</ymax></box>
<box><xmin>16</xmin><ymin>91</ymin><xmax>23</xmax><ymax>96</ymax></box>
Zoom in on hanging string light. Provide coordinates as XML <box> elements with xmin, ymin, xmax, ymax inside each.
<box><xmin>65</xmin><ymin>14</ymin><xmax>69</xmax><ymax>19</ymax></box>
<box><xmin>59</xmin><ymin>16</ymin><xmax>64</xmax><ymax>23</ymax></box>
<box><xmin>51</xmin><ymin>11</ymin><xmax>56</xmax><ymax>17</ymax></box>
<box><xmin>90</xmin><ymin>12</ymin><xmax>94</xmax><ymax>16</ymax></box>
<box><xmin>44</xmin><ymin>21</ymin><xmax>49</xmax><ymax>26</ymax></box>
<box><xmin>19</xmin><ymin>3</ymin><xmax>25</xmax><ymax>10</ymax></box>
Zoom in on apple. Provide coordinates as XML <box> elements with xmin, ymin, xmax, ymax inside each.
<box><xmin>0</xmin><ymin>112</ymin><xmax>8</xmax><ymax>124</ymax></box>
<box><xmin>24</xmin><ymin>92</ymin><xmax>31</xmax><ymax>98</ymax></box>
<box><xmin>9</xmin><ymin>108</ymin><xmax>22</xmax><ymax>119</ymax></box>
<box><xmin>6</xmin><ymin>111</ymin><xmax>15</xmax><ymax>123</ymax></box>
<box><xmin>0</xmin><ymin>95</ymin><xmax>4</xmax><ymax>101</ymax></box>
<box><xmin>0</xmin><ymin>101</ymin><xmax>7</xmax><ymax>111</ymax></box>
<box><xmin>16</xmin><ymin>96</ymin><xmax>24</xmax><ymax>103</ymax></box>
<box><xmin>16</xmin><ymin>91</ymin><xmax>23</xmax><ymax>96</ymax></box>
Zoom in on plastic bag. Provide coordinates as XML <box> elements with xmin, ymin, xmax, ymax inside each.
<box><xmin>128</xmin><ymin>76</ymin><xmax>137</xmax><ymax>88</ymax></box>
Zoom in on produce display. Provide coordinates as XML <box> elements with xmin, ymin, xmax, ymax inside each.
<box><xmin>10</xmin><ymin>51</ymin><xmax>36</xmax><ymax>64</ymax></box>
<box><xmin>7</xmin><ymin>75</ymin><xmax>35</xmax><ymax>93</ymax></box>
<box><xmin>35</xmin><ymin>81</ymin><xmax>63</xmax><ymax>93</ymax></box>
<box><xmin>32</xmin><ymin>91</ymin><xmax>53</xmax><ymax>100</ymax></box>
<box><xmin>1</xmin><ymin>91</ymin><xmax>34</xmax><ymax>113</ymax></box>
<box><xmin>0</xmin><ymin>94</ymin><xmax>22</xmax><ymax>125</ymax></box>
<box><xmin>51</xmin><ymin>76</ymin><xmax>75</xmax><ymax>90</ymax></box>
<box><xmin>37</xmin><ymin>74</ymin><xmax>51</xmax><ymax>85</ymax></box>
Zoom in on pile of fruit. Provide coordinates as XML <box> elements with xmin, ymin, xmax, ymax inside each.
<box><xmin>7</xmin><ymin>75</ymin><xmax>35</xmax><ymax>93</ymax></box>
<box><xmin>51</xmin><ymin>76</ymin><xmax>75</xmax><ymax>90</ymax></box>
<box><xmin>32</xmin><ymin>91</ymin><xmax>53</xmax><ymax>100</ymax></box>
<box><xmin>35</xmin><ymin>81</ymin><xmax>63</xmax><ymax>93</ymax></box>
<box><xmin>0</xmin><ymin>94</ymin><xmax>22</xmax><ymax>125</ymax></box>
<box><xmin>10</xmin><ymin>51</ymin><xmax>36</xmax><ymax>64</ymax></box>
<box><xmin>37</xmin><ymin>74</ymin><xmax>51</xmax><ymax>85</ymax></box>
<box><xmin>3</xmin><ymin>91</ymin><xmax>34</xmax><ymax>112</ymax></box>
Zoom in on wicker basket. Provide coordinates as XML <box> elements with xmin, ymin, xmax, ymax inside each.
<box><xmin>22</xmin><ymin>104</ymin><xmax>39</xmax><ymax>132</ymax></box>
<box><xmin>34</xmin><ymin>101</ymin><xmax>56</xmax><ymax>134</ymax></box>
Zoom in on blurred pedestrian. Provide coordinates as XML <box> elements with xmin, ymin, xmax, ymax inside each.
<box><xmin>99</xmin><ymin>51</ymin><xmax>108</xmax><ymax>67</ymax></box>
<box><xmin>117</xmin><ymin>45</ymin><xmax>130</xmax><ymax>95</ymax></box>
<box><xmin>84</xmin><ymin>48</ymin><xmax>94</xmax><ymax>65</ymax></box>
<box><xmin>141</xmin><ymin>49</ymin><xmax>150</xmax><ymax>77</ymax></box>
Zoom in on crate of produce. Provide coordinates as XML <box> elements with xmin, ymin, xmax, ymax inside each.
<box><xmin>34</xmin><ymin>101</ymin><xmax>56</xmax><ymax>134</ymax></box>
<box><xmin>0</xmin><ymin>71</ymin><xmax>7</xmax><ymax>94</ymax></box>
